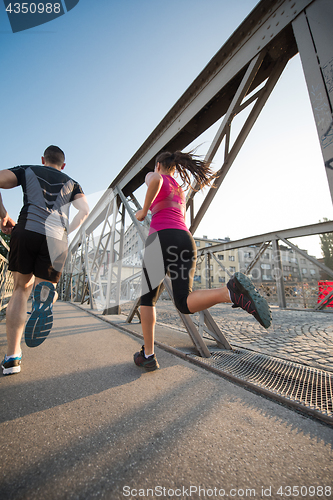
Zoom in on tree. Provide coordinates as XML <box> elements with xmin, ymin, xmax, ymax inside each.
<box><xmin>320</xmin><ymin>218</ymin><xmax>333</xmax><ymax>270</ymax></box>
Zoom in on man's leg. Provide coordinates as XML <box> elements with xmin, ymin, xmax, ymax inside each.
<box><xmin>34</xmin><ymin>277</ymin><xmax>58</xmax><ymax>303</ymax></box>
<box><xmin>6</xmin><ymin>272</ymin><xmax>34</xmax><ymax>356</ymax></box>
<box><xmin>24</xmin><ymin>277</ymin><xmax>57</xmax><ymax>348</ymax></box>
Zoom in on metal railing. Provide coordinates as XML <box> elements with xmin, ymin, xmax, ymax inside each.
<box><xmin>56</xmin><ymin>221</ymin><xmax>333</xmax><ymax>312</ymax></box>
<box><xmin>195</xmin><ymin>221</ymin><xmax>333</xmax><ymax>311</ymax></box>
<box><xmin>0</xmin><ymin>235</ymin><xmax>14</xmax><ymax>316</ymax></box>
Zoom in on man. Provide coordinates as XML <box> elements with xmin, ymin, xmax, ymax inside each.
<box><xmin>0</xmin><ymin>146</ymin><xmax>89</xmax><ymax>375</ymax></box>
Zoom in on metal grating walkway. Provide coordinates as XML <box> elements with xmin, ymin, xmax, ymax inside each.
<box><xmin>189</xmin><ymin>348</ymin><xmax>333</xmax><ymax>425</ymax></box>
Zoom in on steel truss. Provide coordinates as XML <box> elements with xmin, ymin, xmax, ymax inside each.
<box><xmin>61</xmin><ymin>0</ymin><xmax>333</xmax><ymax>357</ymax></box>
<box><xmin>198</xmin><ymin>220</ymin><xmax>333</xmax><ymax>310</ymax></box>
<box><xmin>0</xmin><ymin>235</ymin><xmax>13</xmax><ymax>313</ymax></box>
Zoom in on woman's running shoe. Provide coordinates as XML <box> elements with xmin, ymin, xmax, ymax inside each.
<box><xmin>25</xmin><ymin>282</ymin><xmax>55</xmax><ymax>348</ymax></box>
<box><xmin>1</xmin><ymin>352</ymin><xmax>22</xmax><ymax>375</ymax></box>
<box><xmin>134</xmin><ymin>345</ymin><xmax>160</xmax><ymax>371</ymax></box>
<box><xmin>227</xmin><ymin>272</ymin><xmax>272</xmax><ymax>328</ymax></box>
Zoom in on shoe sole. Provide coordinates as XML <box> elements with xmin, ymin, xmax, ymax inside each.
<box><xmin>2</xmin><ymin>364</ymin><xmax>21</xmax><ymax>375</ymax></box>
<box><xmin>144</xmin><ymin>362</ymin><xmax>160</xmax><ymax>372</ymax></box>
<box><xmin>25</xmin><ymin>282</ymin><xmax>55</xmax><ymax>348</ymax></box>
<box><xmin>233</xmin><ymin>272</ymin><xmax>272</xmax><ymax>329</ymax></box>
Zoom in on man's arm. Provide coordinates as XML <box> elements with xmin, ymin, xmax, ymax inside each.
<box><xmin>68</xmin><ymin>193</ymin><xmax>90</xmax><ymax>234</ymax></box>
<box><xmin>0</xmin><ymin>169</ymin><xmax>18</xmax><ymax>234</ymax></box>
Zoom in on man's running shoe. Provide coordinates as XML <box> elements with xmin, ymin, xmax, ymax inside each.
<box><xmin>227</xmin><ymin>272</ymin><xmax>272</xmax><ymax>329</ymax></box>
<box><xmin>134</xmin><ymin>345</ymin><xmax>160</xmax><ymax>371</ymax></box>
<box><xmin>25</xmin><ymin>282</ymin><xmax>55</xmax><ymax>348</ymax></box>
<box><xmin>1</xmin><ymin>352</ymin><xmax>22</xmax><ymax>375</ymax></box>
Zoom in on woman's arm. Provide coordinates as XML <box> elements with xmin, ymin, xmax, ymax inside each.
<box><xmin>136</xmin><ymin>172</ymin><xmax>163</xmax><ymax>221</ymax></box>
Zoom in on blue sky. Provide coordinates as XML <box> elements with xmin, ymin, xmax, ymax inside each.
<box><xmin>0</xmin><ymin>0</ymin><xmax>332</xmax><ymax>257</ymax></box>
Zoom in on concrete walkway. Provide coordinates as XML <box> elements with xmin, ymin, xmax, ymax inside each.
<box><xmin>0</xmin><ymin>302</ymin><xmax>332</xmax><ymax>500</ymax></box>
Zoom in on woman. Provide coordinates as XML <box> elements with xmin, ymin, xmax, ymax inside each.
<box><xmin>134</xmin><ymin>151</ymin><xmax>271</xmax><ymax>371</ymax></box>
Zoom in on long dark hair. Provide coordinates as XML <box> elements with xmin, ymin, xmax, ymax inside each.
<box><xmin>155</xmin><ymin>150</ymin><xmax>215</xmax><ymax>190</ymax></box>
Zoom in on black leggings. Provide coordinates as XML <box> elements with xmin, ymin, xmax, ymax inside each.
<box><xmin>140</xmin><ymin>229</ymin><xmax>197</xmax><ymax>314</ymax></box>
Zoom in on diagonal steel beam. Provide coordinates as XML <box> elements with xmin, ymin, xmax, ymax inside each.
<box><xmin>186</xmin><ymin>51</ymin><xmax>266</xmax><ymax>203</ymax></box>
<box><xmin>246</xmin><ymin>241</ymin><xmax>272</xmax><ymax>275</ymax></box>
<box><xmin>189</xmin><ymin>54</ymin><xmax>289</xmax><ymax>234</ymax></box>
<box><xmin>315</xmin><ymin>288</ymin><xmax>333</xmax><ymax>310</ymax></box>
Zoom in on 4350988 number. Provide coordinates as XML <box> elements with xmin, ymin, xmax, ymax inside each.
<box><xmin>5</xmin><ymin>3</ymin><xmax>61</xmax><ymax>14</ymax></box>
<box><xmin>277</xmin><ymin>485</ymin><xmax>332</xmax><ymax>497</ymax></box>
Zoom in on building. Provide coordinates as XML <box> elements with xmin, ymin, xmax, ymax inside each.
<box><xmin>192</xmin><ymin>235</ymin><xmax>238</xmax><ymax>289</ymax></box>
<box><xmin>123</xmin><ymin>223</ymin><xmax>145</xmax><ymax>266</ymax></box>
<box><xmin>237</xmin><ymin>244</ymin><xmax>321</xmax><ymax>283</ymax></box>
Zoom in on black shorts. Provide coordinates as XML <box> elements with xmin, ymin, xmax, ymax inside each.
<box><xmin>140</xmin><ymin>229</ymin><xmax>197</xmax><ymax>315</ymax></box>
<box><xmin>8</xmin><ymin>226</ymin><xmax>67</xmax><ymax>283</ymax></box>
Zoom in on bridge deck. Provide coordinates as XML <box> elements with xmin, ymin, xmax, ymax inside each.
<box><xmin>0</xmin><ymin>302</ymin><xmax>332</xmax><ymax>499</ymax></box>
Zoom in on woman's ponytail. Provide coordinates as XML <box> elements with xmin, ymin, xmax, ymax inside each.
<box><xmin>155</xmin><ymin>150</ymin><xmax>215</xmax><ymax>190</ymax></box>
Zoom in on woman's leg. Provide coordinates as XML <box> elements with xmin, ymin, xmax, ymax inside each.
<box><xmin>162</xmin><ymin>230</ymin><xmax>270</xmax><ymax>329</ymax></box>
<box><xmin>140</xmin><ymin>305</ymin><xmax>156</xmax><ymax>356</ymax></box>
<box><xmin>134</xmin><ymin>303</ymin><xmax>160</xmax><ymax>370</ymax></box>
<box><xmin>135</xmin><ymin>245</ymin><xmax>161</xmax><ymax>370</ymax></box>
<box><xmin>138</xmin><ymin>232</ymin><xmax>166</xmax><ymax>358</ymax></box>
<box><xmin>165</xmin><ymin>230</ymin><xmax>231</xmax><ymax>314</ymax></box>
<box><xmin>186</xmin><ymin>285</ymin><xmax>231</xmax><ymax>313</ymax></box>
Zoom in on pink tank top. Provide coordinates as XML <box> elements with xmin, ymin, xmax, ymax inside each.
<box><xmin>149</xmin><ymin>175</ymin><xmax>189</xmax><ymax>235</ymax></box>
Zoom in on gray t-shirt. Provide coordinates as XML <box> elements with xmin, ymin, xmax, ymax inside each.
<box><xmin>9</xmin><ymin>164</ymin><xmax>83</xmax><ymax>239</ymax></box>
